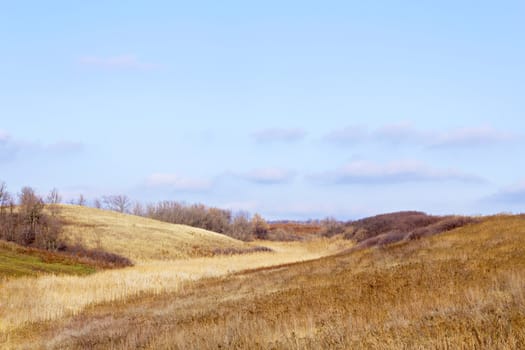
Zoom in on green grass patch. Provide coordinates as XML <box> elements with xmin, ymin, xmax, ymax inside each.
<box><xmin>0</xmin><ymin>241</ymin><xmax>96</xmax><ymax>278</ymax></box>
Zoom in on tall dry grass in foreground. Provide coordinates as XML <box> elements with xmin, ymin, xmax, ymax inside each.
<box><xmin>0</xmin><ymin>239</ymin><xmax>346</xmax><ymax>335</ymax></box>
<box><xmin>7</xmin><ymin>215</ymin><xmax>524</xmax><ymax>349</ymax></box>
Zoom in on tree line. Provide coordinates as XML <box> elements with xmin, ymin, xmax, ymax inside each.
<box><xmin>0</xmin><ymin>184</ymin><xmax>349</xmax><ymax>243</ymax></box>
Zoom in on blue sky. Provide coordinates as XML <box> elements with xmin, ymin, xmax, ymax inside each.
<box><xmin>1</xmin><ymin>1</ymin><xmax>524</xmax><ymax>220</ymax></box>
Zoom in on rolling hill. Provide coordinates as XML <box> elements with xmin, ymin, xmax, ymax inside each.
<box><xmin>56</xmin><ymin>205</ymin><xmax>249</xmax><ymax>261</ymax></box>
<box><xmin>9</xmin><ymin>214</ymin><xmax>523</xmax><ymax>349</ymax></box>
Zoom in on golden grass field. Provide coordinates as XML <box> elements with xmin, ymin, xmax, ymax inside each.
<box><xmin>0</xmin><ymin>206</ymin><xmax>352</xmax><ymax>346</ymax></box>
<box><xmin>57</xmin><ymin>205</ymin><xmax>250</xmax><ymax>261</ymax></box>
<box><xmin>1</xmin><ymin>210</ymin><xmax>525</xmax><ymax>349</ymax></box>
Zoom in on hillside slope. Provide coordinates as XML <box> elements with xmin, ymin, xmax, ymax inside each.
<box><xmin>56</xmin><ymin>205</ymin><xmax>248</xmax><ymax>261</ymax></box>
<box><xmin>18</xmin><ymin>214</ymin><xmax>524</xmax><ymax>349</ymax></box>
<box><xmin>0</xmin><ymin>240</ymin><xmax>95</xmax><ymax>278</ymax></box>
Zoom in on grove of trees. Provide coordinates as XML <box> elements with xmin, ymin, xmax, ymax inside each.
<box><xmin>0</xmin><ymin>183</ymin><xmax>62</xmax><ymax>250</ymax></box>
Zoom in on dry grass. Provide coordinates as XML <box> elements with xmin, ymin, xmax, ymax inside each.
<box><xmin>0</xmin><ymin>237</ymin><xmax>349</xmax><ymax>338</ymax></box>
<box><xmin>56</xmin><ymin>205</ymin><xmax>249</xmax><ymax>261</ymax></box>
<box><xmin>3</xmin><ymin>215</ymin><xmax>523</xmax><ymax>349</ymax></box>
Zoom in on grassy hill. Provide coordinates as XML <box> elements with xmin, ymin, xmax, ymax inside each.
<box><xmin>0</xmin><ymin>240</ymin><xmax>95</xmax><ymax>278</ymax></box>
<box><xmin>12</xmin><ymin>214</ymin><xmax>523</xmax><ymax>349</ymax></box>
<box><xmin>56</xmin><ymin>205</ymin><xmax>249</xmax><ymax>261</ymax></box>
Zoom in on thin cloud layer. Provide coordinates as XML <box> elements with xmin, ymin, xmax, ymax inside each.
<box><xmin>242</xmin><ymin>168</ymin><xmax>295</xmax><ymax>184</ymax></box>
<box><xmin>0</xmin><ymin>131</ymin><xmax>18</xmax><ymax>162</ymax></box>
<box><xmin>79</xmin><ymin>55</ymin><xmax>158</xmax><ymax>70</ymax></box>
<box><xmin>311</xmin><ymin>160</ymin><xmax>484</xmax><ymax>185</ymax></box>
<box><xmin>145</xmin><ymin>173</ymin><xmax>212</xmax><ymax>192</ymax></box>
<box><xmin>46</xmin><ymin>141</ymin><xmax>85</xmax><ymax>153</ymax></box>
<box><xmin>324</xmin><ymin>123</ymin><xmax>517</xmax><ymax>148</ymax></box>
<box><xmin>323</xmin><ymin>125</ymin><xmax>365</xmax><ymax>145</ymax></box>
<box><xmin>0</xmin><ymin>131</ymin><xmax>83</xmax><ymax>162</ymax></box>
<box><xmin>488</xmin><ymin>181</ymin><xmax>525</xmax><ymax>204</ymax></box>
<box><xmin>430</xmin><ymin>126</ymin><xmax>516</xmax><ymax>148</ymax></box>
<box><xmin>252</xmin><ymin>128</ymin><xmax>306</xmax><ymax>143</ymax></box>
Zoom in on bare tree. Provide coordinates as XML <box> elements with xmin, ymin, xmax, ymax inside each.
<box><xmin>77</xmin><ymin>194</ymin><xmax>86</xmax><ymax>206</ymax></box>
<box><xmin>132</xmin><ymin>202</ymin><xmax>144</xmax><ymax>216</ymax></box>
<box><xmin>46</xmin><ymin>188</ymin><xmax>62</xmax><ymax>204</ymax></box>
<box><xmin>228</xmin><ymin>211</ymin><xmax>253</xmax><ymax>241</ymax></box>
<box><xmin>46</xmin><ymin>188</ymin><xmax>62</xmax><ymax>216</ymax></box>
<box><xmin>18</xmin><ymin>187</ymin><xmax>44</xmax><ymax>245</ymax></box>
<box><xmin>93</xmin><ymin>198</ymin><xmax>102</xmax><ymax>209</ymax></box>
<box><xmin>0</xmin><ymin>182</ymin><xmax>11</xmax><ymax>210</ymax></box>
<box><xmin>251</xmin><ymin>213</ymin><xmax>269</xmax><ymax>239</ymax></box>
<box><xmin>103</xmin><ymin>195</ymin><xmax>131</xmax><ymax>213</ymax></box>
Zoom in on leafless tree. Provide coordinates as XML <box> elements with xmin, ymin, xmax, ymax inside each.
<box><xmin>132</xmin><ymin>202</ymin><xmax>144</xmax><ymax>216</ymax></box>
<box><xmin>18</xmin><ymin>187</ymin><xmax>44</xmax><ymax>245</ymax></box>
<box><xmin>103</xmin><ymin>195</ymin><xmax>131</xmax><ymax>213</ymax></box>
<box><xmin>0</xmin><ymin>182</ymin><xmax>11</xmax><ymax>210</ymax></box>
<box><xmin>46</xmin><ymin>188</ymin><xmax>62</xmax><ymax>204</ymax></box>
<box><xmin>46</xmin><ymin>188</ymin><xmax>62</xmax><ymax>216</ymax></box>
<box><xmin>228</xmin><ymin>211</ymin><xmax>254</xmax><ymax>241</ymax></box>
<box><xmin>77</xmin><ymin>194</ymin><xmax>86</xmax><ymax>206</ymax></box>
<box><xmin>93</xmin><ymin>198</ymin><xmax>102</xmax><ymax>209</ymax></box>
<box><xmin>251</xmin><ymin>213</ymin><xmax>269</xmax><ymax>239</ymax></box>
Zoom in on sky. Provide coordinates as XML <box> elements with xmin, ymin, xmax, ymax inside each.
<box><xmin>1</xmin><ymin>1</ymin><xmax>524</xmax><ymax>220</ymax></box>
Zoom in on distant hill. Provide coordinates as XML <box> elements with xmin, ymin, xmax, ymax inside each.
<box><xmin>56</xmin><ymin>205</ymin><xmax>249</xmax><ymax>261</ymax></box>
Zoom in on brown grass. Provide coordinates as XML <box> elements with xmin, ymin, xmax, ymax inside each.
<box><xmin>268</xmin><ymin>222</ymin><xmax>322</xmax><ymax>236</ymax></box>
<box><xmin>0</xmin><ymin>238</ymin><xmax>349</xmax><ymax>337</ymax></box>
<box><xmin>3</xmin><ymin>215</ymin><xmax>525</xmax><ymax>349</ymax></box>
<box><xmin>56</xmin><ymin>205</ymin><xmax>250</xmax><ymax>261</ymax></box>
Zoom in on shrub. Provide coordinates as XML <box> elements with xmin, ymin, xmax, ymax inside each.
<box><xmin>266</xmin><ymin>228</ymin><xmax>303</xmax><ymax>241</ymax></box>
<box><xmin>61</xmin><ymin>244</ymin><xmax>133</xmax><ymax>268</ymax></box>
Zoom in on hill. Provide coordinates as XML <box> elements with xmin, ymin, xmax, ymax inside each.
<box><xmin>13</xmin><ymin>214</ymin><xmax>524</xmax><ymax>349</ymax></box>
<box><xmin>56</xmin><ymin>205</ymin><xmax>250</xmax><ymax>261</ymax></box>
<box><xmin>0</xmin><ymin>240</ymin><xmax>95</xmax><ymax>278</ymax></box>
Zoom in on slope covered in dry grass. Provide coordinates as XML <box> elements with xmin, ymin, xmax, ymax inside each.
<box><xmin>0</xmin><ymin>238</ymin><xmax>349</xmax><ymax>337</ymax></box>
<box><xmin>8</xmin><ymin>214</ymin><xmax>523</xmax><ymax>349</ymax></box>
<box><xmin>56</xmin><ymin>205</ymin><xmax>249</xmax><ymax>261</ymax></box>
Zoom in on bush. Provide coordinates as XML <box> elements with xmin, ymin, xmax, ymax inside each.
<box><xmin>61</xmin><ymin>244</ymin><xmax>133</xmax><ymax>268</ymax></box>
<box><xmin>319</xmin><ymin>217</ymin><xmax>346</xmax><ymax>237</ymax></box>
<box><xmin>346</xmin><ymin>211</ymin><xmax>442</xmax><ymax>242</ymax></box>
<box><xmin>266</xmin><ymin>228</ymin><xmax>303</xmax><ymax>241</ymax></box>
<box><xmin>352</xmin><ymin>214</ymin><xmax>478</xmax><ymax>251</ymax></box>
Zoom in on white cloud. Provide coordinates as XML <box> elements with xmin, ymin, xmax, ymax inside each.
<box><xmin>311</xmin><ymin>160</ymin><xmax>484</xmax><ymax>185</ymax></box>
<box><xmin>0</xmin><ymin>130</ymin><xmax>11</xmax><ymax>142</ymax></box>
<box><xmin>324</xmin><ymin>123</ymin><xmax>517</xmax><ymax>148</ymax></box>
<box><xmin>488</xmin><ymin>181</ymin><xmax>525</xmax><ymax>204</ymax></box>
<box><xmin>252</xmin><ymin>128</ymin><xmax>306</xmax><ymax>143</ymax></box>
<box><xmin>430</xmin><ymin>126</ymin><xmax>516</xmax><ymax>148</ymax></box>
<box><xmin>242</xmin><ymin>168</ymin><xmax>295</xmax><ymax>184</ymax></box>
<box><xmin>79</xmin><ymin>54</ymin><xmax>158</xmax><ymax>70</ymax></box>
<box><xmin>323</xmin><ymin>125</ymin><xmax>366</xmax><ymax>145</ymax></box>
<box><xmin>374</xmin><ymin>122</ymin><xmax>429</xmax><ymax>144</ymax></box>
<box><xmin>145</xmin><ymin>173</ymin><xmax>212</xmax><ymax>192</ymax></box>
<box><xmin>0</xmin><ymin>131</ymin><xmax>83</xmax><ymax>163</ymax></box>
<box><xmin>46</xmin><ymin>141</ymin><xmax>84</xmax><ymax>153</ymax></box>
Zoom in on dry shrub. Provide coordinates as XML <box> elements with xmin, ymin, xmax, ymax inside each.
<box><xmin>407</xmin><ymin>216</ymin><xmax>478</xmax><ymax>240</ymax></box>
<box><xmin>346</xmin><ymin>211</ymin><xmax>441</xmax><ymax>242</ymax></box>
<box><xmin>266</xmin><ymin>228</ymin><xmax>304</xmax><ymax>241</ymax></box>
<box><xmin>319</xmin><ymin>217</ymin><xmax>346</xmax><ymax>237</ymax></box>
<box><xmin>212</xmin><ymin>246</ymin><xmax>273</xmax><ymax>256</ymax></box>
<box><xmin>351</xmin><ymin>213</ymin><xmax>478</xmax><ymax>251</ymax></box>
<box><xmin>61</xmin><ymin>244</ymin><xmax>133</xmax><ymax>269</ymax></box>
